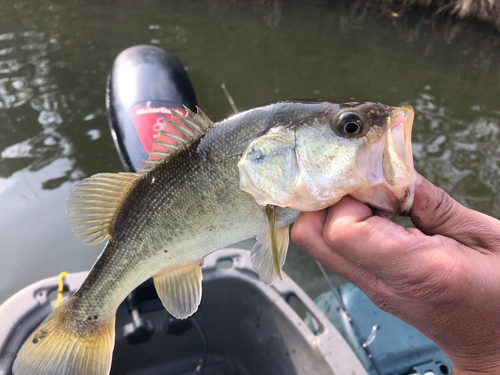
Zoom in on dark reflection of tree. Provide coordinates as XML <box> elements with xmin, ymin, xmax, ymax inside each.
<box><xmin>353</xmin><ymin>0</ymin><xmax>500</xmax><ymax>30</ymax></box>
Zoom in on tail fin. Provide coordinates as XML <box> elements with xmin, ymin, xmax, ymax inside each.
<box><xmin>13</xmin><ymin>299</ymin><xmax>115</xmax><ymax>375</ymax></box>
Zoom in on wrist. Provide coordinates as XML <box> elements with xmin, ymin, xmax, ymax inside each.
<box><xmin>449</xmin><ymin>355</ymin><xmax>500</xmax><ymax>375</ymax></box>
<box><xmin>453</xmin><ymin>369</ymin><xmax>500</xmax><ymax>375</ymax></box>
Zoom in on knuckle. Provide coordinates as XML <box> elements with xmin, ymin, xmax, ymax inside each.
<box><xmin>291</xmin><ymin>223</ymin><xmax>309</xmax><ymax>247</ymax></box>
<box><xmin>322</xmin><ymin>220</ymin><xmax>343</xmax><ymax>247</ymax></box>
<box><xmin>403</xmin><ymin>230</ymin><xmax>430</xmax><ymax>252</ymax></box>
<box><xmin>433</xmin><ymin>188</ymin><xmax>456</xmax><ymax>221</ymax></box>
<box><xmin>466</xmin><ymin>215</ymin><xmax>500</xmax><ymax>250</ymax></box>
<box><xmin>322</xmin><ymin>218</ymin><xmax>367</xmax><ymax>248</ymax></box>
<box><xmin>290</xmin><ymin>225</ymin><xmax>301</xmax><ymax>244</ymax></box>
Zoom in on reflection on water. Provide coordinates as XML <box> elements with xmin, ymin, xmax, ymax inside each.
<box><xmin>411</xmin><ymin>86</ymin><xmax>500</xmax><ymax>214</ymax></box>
<box><xmin>0</xmin><ymin>0</ymin><xmax>499</xmax><ymax>303</ymax></box>
<box><xmin>0</xmin><ymin>26</ymin><xmax>117</xmax><ymax>187</ymax></box>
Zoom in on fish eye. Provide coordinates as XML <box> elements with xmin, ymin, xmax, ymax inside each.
<box><xmin>337</xmin><ymin>112</ymin><xmax>363</xmax><ymax>135</ymax></box>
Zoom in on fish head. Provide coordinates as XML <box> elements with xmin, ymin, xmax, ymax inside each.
<box><xmin>238</xmin><ymin>99</ymin><xmax>416</xmax><ymax>215</ymax></box>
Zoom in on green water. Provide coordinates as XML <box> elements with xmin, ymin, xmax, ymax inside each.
<box><xmin>0</xmin><ymin>0</ymin><xmax>499</xmax><ymax>304</ymax></box>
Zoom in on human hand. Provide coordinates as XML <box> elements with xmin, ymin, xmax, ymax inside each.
<box><xmin>292</xmin><ymin>175</ymin><xmax>500</xmax><ymax>374</ymax></box>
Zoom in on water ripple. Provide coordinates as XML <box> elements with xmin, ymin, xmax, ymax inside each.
<box><xmin>412</xmin><ymin>88</ymin><xmax>500</xmax><ymax>216</ymax></box>
<box><xmin>0</xmin><ymin>27</ymin><xmax>76</xmax><ymax>185</ymax></box>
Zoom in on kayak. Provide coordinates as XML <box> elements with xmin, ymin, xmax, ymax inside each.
<box><xmin>0</xmin><ymin>248</ymin><xmax>366</xmax><ymax>375</ymax></box>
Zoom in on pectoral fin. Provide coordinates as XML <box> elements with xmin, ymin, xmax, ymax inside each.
<box><xmin>154</xmin><ymin>262</ymin><xmax>203</xmax><ymax>320</ymax></box>
<box><xmin>266</xmin><ymin>205</ymin><xmax>282</xmax><ymax>281</ymax></box>
<box><xmin>251</xmin><ymin>222</ymin><xmax>290</xmax><ymax>285</ymax></box>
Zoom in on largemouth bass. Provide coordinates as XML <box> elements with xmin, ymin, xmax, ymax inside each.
<box><xmin>13</xmin><ymin>98</ymin><xmax>416</xmax><ymax>375</ymax></box>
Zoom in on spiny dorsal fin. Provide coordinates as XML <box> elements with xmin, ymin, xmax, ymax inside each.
<box><xmin>251</xmin><ymin>225</ymin><xmax>290</xmax><ymax>285</ymax></box>
<box><xmin>67</xmin><ymin>172</ymin><xmax>140</xmax><ymax>245</ymax></box>
<box><xmin>139</xmin><ymin>107</ymin><xmax>213</xmax><ymax>174</ymax></box>
<box><xmin>154</xmin><ymin>262</ymin><xmax>203</xmax><ymax>319</ymax></box>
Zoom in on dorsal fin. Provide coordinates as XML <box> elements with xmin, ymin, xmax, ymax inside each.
<box><xmin>67</xmin><ymin>172</ymin><xmax>141</xmax><ymax>245</ymax></box>
<box><xmin>139</xmin><ymin>107</ymin><xmax>213</xmax><ymax>174</ymax></box>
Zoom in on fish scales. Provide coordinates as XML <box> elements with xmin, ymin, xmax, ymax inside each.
<box><xmin>13</xmin><ymin>99</ymin><xmax>416</xmax><ymax>375</ymax></box>
<box><xmin>69</xmin><ymin>106</ymin><xmax>300</xmax><ymax>325</ymax></box>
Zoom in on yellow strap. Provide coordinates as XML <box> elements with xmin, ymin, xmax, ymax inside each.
<box><xmin>54</xmin><ymin>272</ymin><xmax>69</xmax><ymax>308</ymax></box>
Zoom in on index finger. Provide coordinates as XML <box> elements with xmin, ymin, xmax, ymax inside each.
<box><xmin>292</xmin><ymin>208</ymin><xmax>382</xmax><ymax>287</ymax></box>
<box><xmin>322</xmin><ymin>196</ymin><xmax>426</xmax><ymax>276</ymax></box>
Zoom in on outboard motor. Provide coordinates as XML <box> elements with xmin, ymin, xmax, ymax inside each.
<box><xmin>106</xmin><ymin>45</ymin><xmax>197</xmax><ymax>172</ymax></box>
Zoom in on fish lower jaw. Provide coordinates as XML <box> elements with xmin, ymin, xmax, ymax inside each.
<box><xmin>240</xmin><ymin>171</ymin><xmax>414</xmax><ymax>215</ymax></box>
<box><xmin>351</xmin><ymin>182</ymin><xmax>415</xmax><ymax>215</ymax></box>
<box><xmin>286</xmin><ymin>184</ymin><xmax>344</xmax><ymax>211</ymax></box>
<box><xmin>266</xmin><ymin>186</ymin><xmax>346</xmax><ymax>212</ymax></box>
<box><xmin>400</xmin><ymin>183</ymin><xmax>415</xmax><ymax>216</ymax></box>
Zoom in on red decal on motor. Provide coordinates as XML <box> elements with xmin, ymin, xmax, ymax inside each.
<box><xmin>130</xmin><ymin>104</ymin><xmax>186</xmax><ymax>152</ymax></box>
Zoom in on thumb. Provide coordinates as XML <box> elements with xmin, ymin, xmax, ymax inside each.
<box><xmin>410</xmin><ymin>174</ymin><xmax>500</xmax><ymax>252</ymax></box>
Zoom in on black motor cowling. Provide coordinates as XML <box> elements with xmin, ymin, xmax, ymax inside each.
<box><xmin>106</xmin><ymin>45</ymin><xmax>197</xmax><ymax>172</ymax></box>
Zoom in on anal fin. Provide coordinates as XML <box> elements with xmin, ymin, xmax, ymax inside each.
<box><xmin>154</xmin><ymin>262</ymin><xmax>203</xmax><ymax>320</ymax></box>
<box><xmin>251</xmin><ymin>224</ymin><xmax>290</xmax><ymax>285</ymax></box>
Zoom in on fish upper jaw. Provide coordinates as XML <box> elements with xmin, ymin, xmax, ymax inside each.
<box><xmin>352</xmin><ymin>105</ymin><xmax>416</xmax><ymax>215</ymax></box>
<box><xmin>384</xmin><ymin>105</ymin><xmax>415</xmax><ymax>189</ymax></box>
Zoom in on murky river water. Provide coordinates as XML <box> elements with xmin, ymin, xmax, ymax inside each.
<box><xmin>0</xmin><ymin>0</ymin><xmax>499</xmax><ymax>305</ymax></box>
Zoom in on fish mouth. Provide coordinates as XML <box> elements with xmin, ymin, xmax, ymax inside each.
<box><xmin>352</xmin><ymin>104</ymin><xmax>416</xmax><ymax>215</ymax></box>
<box><xmin>384</xmin><ymin>105</ymin><xmax>416</xmax><ymax>215</ymax></box>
